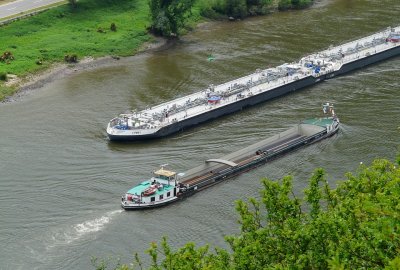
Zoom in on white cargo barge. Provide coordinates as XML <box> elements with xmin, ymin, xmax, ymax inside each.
<box><xmin>108</xmin><ymin>26</ymin><xmax>399</xmax><ymax>141</ymax></box>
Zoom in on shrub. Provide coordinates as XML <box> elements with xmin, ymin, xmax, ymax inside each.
<box><xmin>278</xmin><ymin>0</ymin><xmax>291</xmax><ymax>10</ymax></box>
<box><xmin>0</xmin><ymin>72</ymin><xmax>7</xmax><ymax>81</ymax></box>
<box><xmin>292</xmin><ymin>0</ymin><xmax>313</xmax><ymax>9</ymax></box>
<box><xmin>226</xmin><ymin>0</ymin><xmax>247</xmax><ymax>18</ymax></box>
<box><xmin>97</xmin><ymin>27</ymin><xmax>106</xmax><ymax>33</ymax></box>
<box><xmin>64</xmin><ymin>54</ymin><xmax>78</xmax><ymax>63</ymax></box>
<box><xmin>198</xmin><ymin>0</ymin><xmax>227</xmax><ymax>19</ymax></box>
<box><xmin>0</xmin><ymin>51</ymin><xmax>15</xmax><ymax>62</ymax></box>
<box><xmin>199</xmin><ymin>0</ymin><xmax>274</xmax><ymax>18</ymax></box>
<box><xmin>110</xmin><ymin>22</ymin><xmax>117</xmax><ymax>32</ymax></box>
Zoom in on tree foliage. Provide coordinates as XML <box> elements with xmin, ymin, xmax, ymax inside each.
<box><xmin>229</xmin><ymin>159</ymin><xmax>400</xmax><ymax>269</ymax></box>
<box><xmin>148</xmin><ymin>0</ymin><xmax>196</xmax><ymax>37</ymax></box>
<box><xmin>278</xmin><ymin>0</ymin><xmax>291</xmax><ymax>10</ymax></box>
<box><xmin>278</xmin><ymin>0</ymin><xmax>313</xmax><ymax>10</ymax></box>
<box><xmin>68</xmin><ymin>0</ymin><xmax>78</xmax><ymax>8</ymax></box>
<box><xmin>95</xmin><ymin>157</ymin><xmax>400</xmax><ymax>269</ymax></box>
<box><xmin>199</xmin><ymin>0</ymin><xmax>274</xmax><ymax>18</ymax></box>
<box><xmin>225</xmin><ymin>0</ymin><xmax>247</xmax><ymax>18</ymax></box>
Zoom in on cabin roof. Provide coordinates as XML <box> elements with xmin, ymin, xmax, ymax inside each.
<box><xmin>154</xmin><ymin>169</ymin><xmax>176</xmax><ymax>177</ymax></box>
<box><xmin>302</xmin><ymin>117</ymin><xmax>334</xmax><ymax>127</ymax></box>
<box><xmin>127</xmin><ymin>180</ymin><xmax>174</xmax><ymax>195</ymax></box>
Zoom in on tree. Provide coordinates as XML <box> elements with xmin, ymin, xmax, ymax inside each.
<box><xmin>68</xmin><ymin>0</ymin><xmax>78</xmax><ymax>8</ymax></box>
<box><xmin>226</xmin><ymin>0</ymin><xmax>247</xmax><ymax>18</ymax></box>
<box><xmin>227</xmin><ymin>159</ymin><xmax>400</xmax><ymax>269</ymax></box>
<box><xmin>94</xmin><ymin>157</ymin><xmax>400</xmax><ymax>269</ymax></box>
<box><xmin>148</xmin><ymin>0</ymin><xmax>195</xmax><ymax>37</ymax></box>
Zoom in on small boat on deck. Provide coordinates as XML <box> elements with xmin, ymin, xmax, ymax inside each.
<box><xmin>121</xmin><ymin>166</ymin><xmax>181</xmax><ymax>210</ymax></box>
<box><xmin>121</xmin><ymin>103</ymin><xmax>339</xmax><ymax>210</ymax></box>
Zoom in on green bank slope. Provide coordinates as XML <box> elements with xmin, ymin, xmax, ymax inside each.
<box><xmin>0</xmin><ymin>0</ymin><xmax>151</xmax><ymax>100</ymax></box>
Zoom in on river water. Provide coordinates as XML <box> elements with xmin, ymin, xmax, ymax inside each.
<box><xmin>1</xmin><ymin>0</ymin><xmax>399</xmax><ymax>269</ymax></box>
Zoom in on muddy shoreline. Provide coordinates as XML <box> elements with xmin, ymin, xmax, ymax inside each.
<box><xmin>2</xmin><ymin>36</ymin><xmax>175</xmax><ymax>103</ymax></box>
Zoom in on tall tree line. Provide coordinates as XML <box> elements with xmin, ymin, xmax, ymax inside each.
<box><xmin>148</xmin><ymin>0</ymin><xmax>195</xmax><ymax>37</ymax></box>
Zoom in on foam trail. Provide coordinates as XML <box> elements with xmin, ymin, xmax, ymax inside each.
<box><xmin>48</xmin><ymin>210</ymin><xmax>123</xmax><ymax>248</ymax></box>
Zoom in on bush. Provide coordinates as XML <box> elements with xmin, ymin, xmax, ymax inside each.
<box><xmin>278</xmin><ymin>0</ymin><xmax>291</xmax><ymax>10</ymax></box>
<box><xmin>200</xmin><ymin>6</ymin><xmax>219</xmax><ymax>18</ymax></box>
<box><xmin>198</xmin><ymin>0</ymin><xmax>274</xmax><ymax>18</ymax></box>
<box><xmin>0</xmin><ymin>51</ymin><xmax>15</xmax><ymax>62</ymax></box>
<box><xmin>110</xmin><ymin>22</ymin><xmax>117</xmax><ymax>32</ymax></box>
<box><xmin>64</xmin><ymin>54</ymin><xmax>78</xmax><ymax>63</ymax></box>
<box><xmin>97</xmin><ymin>27</ymin><xmax>106</xmax><ymax>33</ymax></box>
<box><xmin>292</xmin><ymin>0</ymin><xmax>313</xmax><ymax>9</ymax></box>
<box><xmin>198</xmin><ymin>0</ymin><xmax>227</xmax><ymax>18</ymax></box>
<box><xmin>226</xmin><ymin>0</ymin><xmax>247</xmax><ymax>18</ymax></box>
<box><xmin>0</xmin><ymin>72</ymin><xmax>7</xmax><ymax>81</ymax></box>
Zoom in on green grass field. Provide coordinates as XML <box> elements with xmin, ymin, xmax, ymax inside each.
<box><xmin>0</xmin><ymin>0</ymin><xmax>299</xmax><ymax>101</ymax></box>
<box><xmin>0</xmin><ymin>0</ymin><xmax>153</xmax><ymax>100</ymax></box>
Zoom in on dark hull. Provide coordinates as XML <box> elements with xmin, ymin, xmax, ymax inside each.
<box><xmin>122</xmin><ymin>122</ymin><xmax>339</xmax><ymax>210</ymax></box>
<box><xmin>108</xmin><ymin>132</ymin><xmax>164</xmax><ymax>141</ymax></box>
<box><xmin>109</xmin><ymin>45</ymin><xmax>399</xmax><ymax>141</ymax></box>
<box><xmin>177</xmin><ymin>123</ymin><xmax>339</xmax><ymax>198</ymax></box>
<box><xmin>122</xmin><ymin>197</ymin><xmax>180</xmax><ymax>210</ymax></box>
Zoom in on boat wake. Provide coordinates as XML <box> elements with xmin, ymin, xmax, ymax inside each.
<box><xmin>48</xmin><ymin>210</ymin><xmax>123</xmax><ymax>248</ymax></box>
<box><xmin>74</xmin><ymin>213</ymin><xmax>114</xmax><ymax>234</ymax></box>
<box><xmin>9</xmin><ymin>210</ymin><xmax>124</xmax><ymax>268</ymax></box>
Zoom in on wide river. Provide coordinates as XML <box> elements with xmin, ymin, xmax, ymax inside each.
<box><xmin>1</xmin><ymin>0</ymin><xmax>399</xmax><ymax>269</ymax></box>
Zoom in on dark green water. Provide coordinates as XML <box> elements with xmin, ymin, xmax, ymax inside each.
<box><xmin>0</xmin><ymin>0</ymin><xmax>399</xmax><ymax>269</ymax></box>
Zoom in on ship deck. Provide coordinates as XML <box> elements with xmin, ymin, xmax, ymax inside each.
<box><xmin>127</xmin><ymin>180</ymin><xmax>174</xmax><ymax>196</ymax></box>
<box><xmin>178</xmin><ymin>120</ymin><xmax>332</xmax><ymax>189</ymax></box>
<box><xmin>109</xmin><ymin>26</ymin><xmax>399</xmax><ymax>136</ymax></box>
<box><xmin>181</xmin><ymin>133</ymin><xmax>305</xmax><ymax>187</ymax></box>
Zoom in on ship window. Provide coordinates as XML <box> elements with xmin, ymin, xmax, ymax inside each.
<box><xmin>151</xmin><ymin>197</ymin><xmax>155</xmax><ymax>202</ymax></box>
<box><xmin>160</xmin><ymin>194</ymin><xmax>164</xmax><ymax>200</ymax></box>
<box><xmin>167</xmin><ymin>192</ymin><xmax>170</xmax><ymax>197</ymax></box>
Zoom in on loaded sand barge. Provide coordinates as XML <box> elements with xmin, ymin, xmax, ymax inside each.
<box><xmin>109</xmin><ymin>26</ymin><xmax>398</xmax><ymax>141</ymax></box>
<box><xmin>121</xmin><ymin>103</ymin><xmax>339</xmax><ymax>210</ymax></box>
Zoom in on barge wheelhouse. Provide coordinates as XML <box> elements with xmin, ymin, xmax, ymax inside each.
<box><xmin>121</xmin><ymin>167</ymin><xmax>180</xmax><ymax>210</ymax></box>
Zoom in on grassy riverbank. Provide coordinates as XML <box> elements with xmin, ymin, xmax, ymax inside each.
<box><xmin>0</xmin><ymin>0</ymin><xmax>153</xmax><ymax>100</ymax></box>
<box><xmin>0</xmin><ymin>0</ymin><xmax>312</xmax><ymax>101</ymax></box>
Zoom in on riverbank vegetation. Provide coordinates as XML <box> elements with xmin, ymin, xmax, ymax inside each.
<box><xmin>197</xmin><ymin>0</ymin><xmax>314</xmax><ymax>19</ymax></box>
<box><xmin>148</xmin><ymin>0</ymin><xmax>196</xmax><ymax>37</ymax></box>
<box><xmin>94</xmin><ymin>155</ymin><xmax>400</xmax><ymax>269</ymax></box>
<box><xmin>0</xmin><ymin>0</ymin><xmax>315</xmax><ymax>101</ymax></box>
<box><xmin>0</xmin><ymin>0</ymin><xmax>151</xmax><ymax>101</ymax></box>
